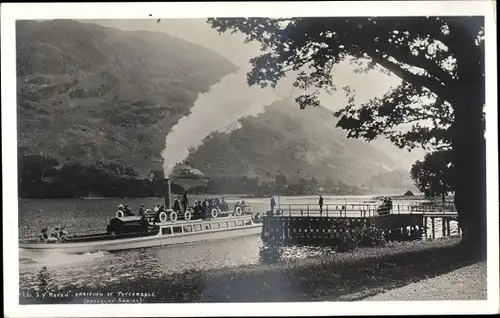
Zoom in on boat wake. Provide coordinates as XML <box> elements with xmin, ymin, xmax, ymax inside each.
<box><xmin>19</xmin><ymin>248</ymin><xmax>107</xmax><ymax>269</ymax></box>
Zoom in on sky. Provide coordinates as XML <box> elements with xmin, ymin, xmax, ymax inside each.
<box><xmin>81</xmin><ymin>18</ymin><xmax>425</xmax><ymax>169</ymax></box>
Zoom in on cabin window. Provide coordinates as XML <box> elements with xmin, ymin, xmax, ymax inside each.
<box><xmin>162</xmin><ymin>227</ymin><xmax>172</xmax><ymax>235</ymax></box>
<box><xmin>203</xmin><ymin>223</ymin><xmax>211</xmax><ymax>230</ymax></box>
<box><xmin>211</xmin><ymin>222</ymin><xmax>220</xmax><ymax>230</ymax></box>
<box><xmin>236</xmin><ymin>220</ymin><xmax>244</xmax><ymax>227</ymax></box>
<box><xmin>183</xmin><ymin>225</ymin><xmax>193</xmax><ymax>233</ymax></box>
<box><xmin>172</xmin><ymin>226</ymin><xmax>182</xmax><ymax>234</ymax></box>
<box><xmin>220</xmin><ymin>221</ymin><xmax>228</xmax><ymax>228</ymax></box>
<box><xmin>193</xmin><ymin>224</ymin><xmax>202</xmax><ymax>232</ymax></box>
<box><xmin>228</xmin><ymin>221</ymin><xmax>236</xmax><ymax>228</ymax></box>
<box><xmin>244</xmin><ymin>219</ymin><xmax>252</xmax><ymax>225</ymax></box>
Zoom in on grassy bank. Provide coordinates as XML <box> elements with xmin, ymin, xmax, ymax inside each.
<box><xmin>21</xmin><ymin>236</ymin><xmax>484</xmax><ymax>304</ymax></box>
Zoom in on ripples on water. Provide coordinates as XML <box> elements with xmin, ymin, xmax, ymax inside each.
<box><xmin>18</xmin><ymin>197</ymin><xmax>457</xmax><ymax>293</ymax></box>
<box><xmin>19</xmin><ymin>236</ymin><xmax>340</xmax><ymax>291</ymax></box>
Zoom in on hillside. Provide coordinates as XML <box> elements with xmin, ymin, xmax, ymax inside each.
<box><xmin>17</xmin><ymin>20</ymin><xmax>417</xmax><ymax>192</ymax></box>
<box><xmin>187</xmin><ymin>98</ymin><xmax>401</xmax><ymax>186</ymax></box>
<box><xmin>16</xmin><ymin>19</ymin><xmax>238</xmax><ymax>173</ymax></box>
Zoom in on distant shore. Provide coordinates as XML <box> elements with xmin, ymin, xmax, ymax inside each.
<box><xmin>19</xmin><ymin>236</ymin><xmax>481</xmax><ymax>304</ymax></box>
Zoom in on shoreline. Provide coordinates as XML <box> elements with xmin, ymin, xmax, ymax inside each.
<box><xmin>19</xmin><ymin>194</ymin><xmax>452</xmax><ymax>202</ymax></box>
<box><xmin>19</xmin><ymin>236</ymin><xmax>483</xmax><ymax>303</ymax></box>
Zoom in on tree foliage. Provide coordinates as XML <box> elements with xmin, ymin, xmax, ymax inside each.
<box><xmin>208</xmin><ymin>17</ymin><xmax>483</xmax><ymax>152</ymax></box>
<box><xmin>208</xmin><ymin>16</ymin><xmax>486</xmax><ymax>250</ymax></box>
<box><xmin>410</xmin><ymin>150</ymin><xmax>454</xmax><ymax>200</ymax></box>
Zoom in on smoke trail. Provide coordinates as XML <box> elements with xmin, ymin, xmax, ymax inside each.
<box><xmin>161</xmin><ymin>67</ymin><xmax>296</xmax><ymax>177</ymax></box>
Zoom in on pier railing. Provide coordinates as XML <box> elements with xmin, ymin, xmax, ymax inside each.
<box><xmin>276</xmin><ymin>202</ymin><xmax>457</xmax><ymax>217</ymax></box>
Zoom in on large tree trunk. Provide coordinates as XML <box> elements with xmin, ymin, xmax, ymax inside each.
<box><xmin>449</xmin><ymin>30</ymin><xmax>486</xmax><ymax>259</ymax></box>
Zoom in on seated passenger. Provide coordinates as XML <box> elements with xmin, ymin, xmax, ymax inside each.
<box><xmin>253</xmin><ymin>212</ymin><xmax>261</xmax><ymax>222</ymax></box>
<box><xmin>46</xmin><ymin>228</ymin><xmax>59</xmax><ymax>243</ymax></box>
<box><xmin>154</xmin><ymin>205</ymin><xmax>160</xmax><ymax>213</ymax></box>
<box><xmin>202</xmin><ymin>199</ymin><xmax>208</xmax><ymax>218</ymax></box>
<box><xmin>220</xmin><ymin>198</ymin><xmax>229</xmax><ymax>211</ymax></box>
<box><xmin>39</xmin><ymin>228</ymin><xmax>49</xmax><ymax>242</ymax></box>
<box><xmin>159</xmin><ymin>205</ymin><xmax>166</xmax><ymax>212</ymax></box>
<box><xmin>59</xmin><ymin>226</ymin><xmax>68</xmax><ymax>241</ymax></box>
<box><xmin>138</xmin><ymin>204</ymin><xmax>145</xmax><ymax>216</ymax></box>
<box><xmin>124</xmin><ymin>204</ymin><xmax>134</xmax><ymax>216</ymax></box>
<box><xmin>52</xmin><ymin>227</ymin><xmax>60</xmax><ymax>239</ymax></box>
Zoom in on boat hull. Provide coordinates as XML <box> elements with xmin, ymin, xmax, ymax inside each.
<box><xmin>20</xmin><ymin>224</ymin><xmax>262</xmax><ymax>254</ymax></box>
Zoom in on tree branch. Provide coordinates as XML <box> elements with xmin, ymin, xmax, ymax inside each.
<box><xmin>366</xmin><ymin>50</ymin><xmax>449</xmax><ymax>100</ymax></box>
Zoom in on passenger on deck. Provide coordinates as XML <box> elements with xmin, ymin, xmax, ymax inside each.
<box><xmin>182</xmin><ymin>192</ymin><xmax>189</xmax><ymax>211</ymax></box>
<box><xmin>253</xmin><ymin>212</ymin><xmax>261</xmax><ymax>222</ymax></box>
<box><xmin>159</xmin><ymin>205</ymin><xmax>166</xmax><ymax>212</ymax></box>
<box><xmin>52</xmin><ymin>227</ymin><xmax>61</xmax><ymax>240</ymax></box>
<box><xmin>154</xmin><ymin>205</ymin><xmax>160</xmax><ymax>213</ymax></box>
<box><xmin>318</xmin><ymin>194</ymin><xmax>324</xmax><ymax>214</ymax></box>
<box><xmin>194</xmin><ymin>201</ymin><xmax>202</xmax><ymax>215</ymax></box>
<box><xmin>124</xmin><ymin>204</ymin><xmax>134</xmax><ymax>216</ymax></box>
<box><xmin>215</xmin><ymin>197</ymin><xmax>221</xmax><ymax>210</ymax></box>
<box><xmin>270</xmin><ymin>196</ymin><xmax>276</xmax><ymax>213</ymax></box>
<box><xmin>59</xmin><ymin>226</ymin><xmax>68</xmax><ymax>242</ymax></box>
<box><xmin>173</xmin><ymin>198</ymin><xmax>181</xmax><ymax>212</ymax></box>
<box><xmin>202</xmin><ymin>199</ymin><xmax>208</xmax><ymax>218</ymax></box>
<box><xmin>220</xmin><ymin>198</ymin><xmax>228</xmax><ymax>211</ymax></box>
<box><xmin>39</xmin><ymin>228</ymin><xmax>49</xmax><ymax>242</ymax></box>
<box><xmin>138</xmin><ymin>205</ymin><xmax>145</xmax><ymax>216</ymax></box>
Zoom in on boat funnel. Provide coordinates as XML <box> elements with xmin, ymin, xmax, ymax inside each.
<box><xmin>164</xmin><ymin>178</ymin><xmax>172</xmax><ymax>210</ymax></box>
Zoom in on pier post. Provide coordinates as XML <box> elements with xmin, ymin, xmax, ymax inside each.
<box><xmin>326</xmin><ymin>205</ymin><xmax>329</xmax><ymax>217</ymax></box>
<box><xmin>446</xmin><ymin>219</ymin><xmax>451</xmax><ymax>236</ymax></box>
<box><xmin>441</xmin><ymin>217</ymin><xmax>446</xmax><ymax>237</ymax></box>
<box><xmin>307</xmin><ymin>205</ymin><xmax>310</xmax><ymax>217</ymax></box>
<box><xmin>431</xmin><ymin>217</ymin><xmax>436</xmax><ymax>239</ymax></box>
<box><xmin>289</xmin><ymin>204</ymin><xmax>291</xmax><ymax>216</ymax></box>
<box><xmin>423</xmin><ymin>216</ymin><xmax>427</xmax><ymax>239</ymax></box>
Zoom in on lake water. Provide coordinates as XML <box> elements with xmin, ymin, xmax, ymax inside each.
<box><xmin>18</xmin><ymin>195</ymin><xmax>458</xmax><ymax>293</ymax></box>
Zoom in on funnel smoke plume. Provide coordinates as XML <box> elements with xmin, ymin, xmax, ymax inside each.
<box><xmin>162</xmin><ymin>68</ymin><xmax>296</xmax><ymax>177</ymax></box>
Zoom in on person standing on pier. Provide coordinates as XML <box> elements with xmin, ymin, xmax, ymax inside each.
<box><xmin>270</xmin><ymin>196</ymin><xmax>276</xmax><ymax>214</ymax></box>
<box><xmin>318</xmin><ymin>194</ymin><xmax>324</xmax><ymax>215</ymax></box>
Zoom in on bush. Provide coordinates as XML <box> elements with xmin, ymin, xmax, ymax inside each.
<box><xmin>335</xmin><ymin>225</ymin><xmax>386</xmax><ymax>252</ymax></box>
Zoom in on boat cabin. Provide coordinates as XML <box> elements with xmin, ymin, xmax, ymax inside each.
<box><xmin>158</xmin><ymin>216</ymin><xmax>254</xmax><ymax>236</ymax></box>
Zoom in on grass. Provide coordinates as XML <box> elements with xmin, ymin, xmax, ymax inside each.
<box><xmin>20</xmin><ymin>236</ymin><xmax>483</xmax><ymax>304</ymax></box>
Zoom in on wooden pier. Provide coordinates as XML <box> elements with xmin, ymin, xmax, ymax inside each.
<box><xmin>261</xmin><ymin>203</ymin><xmax>458</xmax><ymax>246</ymax></box>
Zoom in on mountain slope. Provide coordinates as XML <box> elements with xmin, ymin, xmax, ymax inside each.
<box><xmin>16</xmin><ymin>19</ymin><xmax>238</xmax><ymax>173</ymax></box>
<box><xmin>17</xmin><ymin>20</ymin><xmax>416</xmax><ymax>190</ymax></box>
<box><xmin>186</xmin><ymin>99</ymin><xmax>400</xmax><ymax>186</ymax></box>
